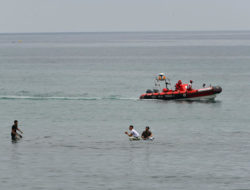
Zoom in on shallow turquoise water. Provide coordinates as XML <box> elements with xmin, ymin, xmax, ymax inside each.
<box><xmin>0</xmin><ymin>31</ymin><xmax>250</xmax><ymax>189</ymax></box>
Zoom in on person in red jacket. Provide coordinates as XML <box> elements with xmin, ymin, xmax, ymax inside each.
<box><xmin>175</xmin><ymin>80</ymin><xmax>182</xmax><ymax>91</ymax></box>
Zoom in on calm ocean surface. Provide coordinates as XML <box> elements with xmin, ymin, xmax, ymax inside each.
<box><xmin>0</xmin><ymin>31</ymin><xmax>250</xmax><ymax>190</ymax></box>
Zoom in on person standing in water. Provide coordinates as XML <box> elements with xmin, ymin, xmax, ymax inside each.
<box><xmin>125</xmin><ymin>125</ymin><xmax>140</xmax><ymax>139</ymax></box>
<box><xmin>141</xmin><ymin>126</ymin><xmax>153</xmax><ymax>140</ymax></box>
<box><xmin>11</xmin><ymin>120</ymin><xmax>23</xmax><ymax>140</ymax></box>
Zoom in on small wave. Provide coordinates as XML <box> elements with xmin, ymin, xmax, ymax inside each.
<box><xmin>0</xmin><ymin>95</ymin><xmax>138</xmax><ymax>101</ymax></box>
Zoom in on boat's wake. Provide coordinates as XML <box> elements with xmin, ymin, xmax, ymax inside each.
<box><xmin>0</xmin><ymin>95</ymin><xmax>139</xmax><ymax>101</ymax></box>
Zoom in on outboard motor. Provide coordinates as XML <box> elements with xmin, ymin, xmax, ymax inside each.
<box><xmin>146</xmin><ymin>89</ymin><xmax>153</xmax><ymax>93</ymax></box>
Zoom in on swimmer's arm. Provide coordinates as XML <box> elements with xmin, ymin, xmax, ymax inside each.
<box><xmin>125</xmin><ymin>132</ymin><xmax>132</xmax><ymax>137</ymax></box>
<box><xmin>17</xmin><ymin>128</ymin><xmax>23</xmax><ymax>134</ymax></box>
<box><xmin>149</xmin><ymin>132</ymin><xmax>153</xmax><ymax>137</ymax></box>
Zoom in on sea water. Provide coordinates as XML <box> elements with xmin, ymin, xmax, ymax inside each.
<box><xmin>0</xmin><ymin>31</ymin><xmax>250</xmax><ymax>190</ymax></box>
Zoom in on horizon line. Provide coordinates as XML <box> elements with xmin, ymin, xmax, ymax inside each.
<box><xmin>0</xmin><ymin>29</ymin><xmax>250</xmax><ymax>35</ymax></box>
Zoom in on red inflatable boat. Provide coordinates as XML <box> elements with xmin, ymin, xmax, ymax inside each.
<box><xmin>140</xmin><ymin>73</ymin><xmax>222</xmax><ymax>101</ymax></box>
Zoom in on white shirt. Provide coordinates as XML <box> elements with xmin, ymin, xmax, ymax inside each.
<box><xmin>130</xmin><ymin>129</ymin><xmax>139</xmax><ymax>137</ymax></box>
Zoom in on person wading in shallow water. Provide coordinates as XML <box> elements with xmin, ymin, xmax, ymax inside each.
<box><xmin>125</xmin><ymin>125</ymin><xmax>140</xmax><ymax>140</ymax></box>
<box><xmin>11</xmin><ymin>120</ymin><xmax>23</xmax><ymax>140</ymax></box>
<box><xmin>141</xmin><ymin>126</ymin><xmax>153</xmax><ymax>140</ymax></box>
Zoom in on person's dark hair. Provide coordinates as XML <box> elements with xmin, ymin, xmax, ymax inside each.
<box><xmin>146</xmin><ymin>126</ymin><xmax>150</xmax><ymax>129</ymax></box>
<box><xmin>129</xmin><ymin>125</ymin><xmax>134</xmax><ymax>129</ymax></box>
<box><xmin>14</xmin><ymin>120</ymin><xmax>18</xmax><ymax>123</ymax></box>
